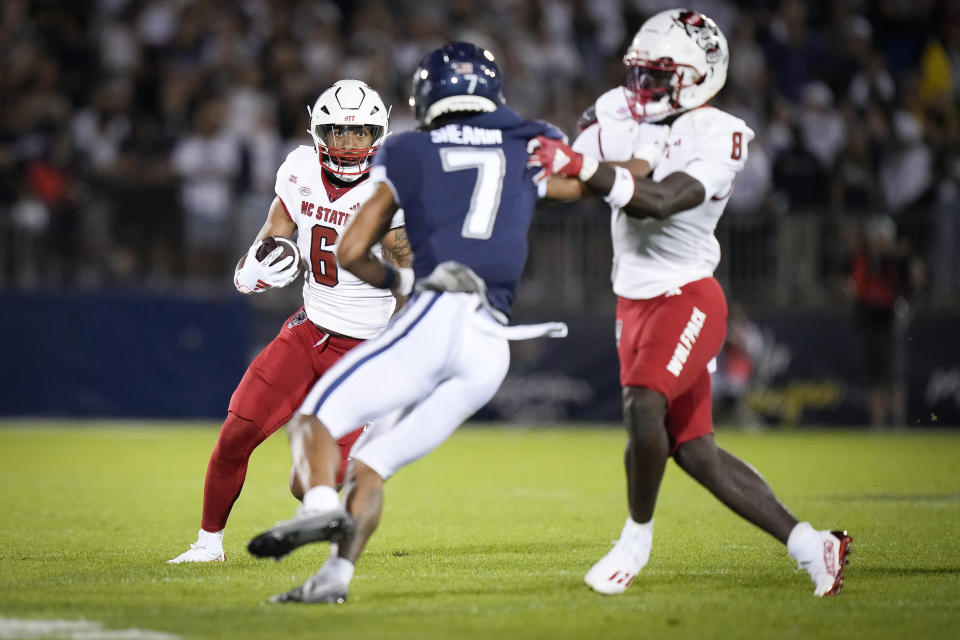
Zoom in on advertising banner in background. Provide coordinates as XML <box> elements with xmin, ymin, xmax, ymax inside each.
<box><xmin>1</xmin><ymin>293</ymin><xmax>956</xmax><ymax>426</ymax></box>
<box><xmin>0</xmin><ymin>292</ymin><xmax>251</xmax><ymax>417</ymax></box>
<box><xmin>484</xmin><ymin>310</ymin><xmax>960</xmax><ymax>427</ymax></box>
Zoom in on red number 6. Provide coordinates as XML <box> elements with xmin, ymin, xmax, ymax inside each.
<box><xmin>310</xmin><ymin>225</ymin><xmax>339</xmax><ymax>287</ymax></box>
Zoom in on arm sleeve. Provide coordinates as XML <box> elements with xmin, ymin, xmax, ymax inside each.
<box><xmin>539</xmin><ymin>120</ymin><xmax>567</xmax><ymax>143</ymax></box>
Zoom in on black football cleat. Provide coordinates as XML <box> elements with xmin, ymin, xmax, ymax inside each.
<box><xmin>247</xmin><ymin>507</ymin><xmax>355</xmax><ymax>560</ymax></box>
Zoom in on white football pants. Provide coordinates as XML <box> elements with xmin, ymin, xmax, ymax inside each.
<box><xmin>298</xmin><ymin>290</ymin><xmax>510</xmax><ymax>479</ymax></box>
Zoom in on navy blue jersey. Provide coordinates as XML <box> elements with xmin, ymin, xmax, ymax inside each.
<box><xmin>370</xmin><ymin>106</ymin><xmax>563</xmax><ymax>318</ymax></box>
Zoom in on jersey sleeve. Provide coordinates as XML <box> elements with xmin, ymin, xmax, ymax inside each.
<box><xmin>537</xmin><ymin>120</ymin><xmax>567</xmax><ymax>143</ymax></box>
<box><xmin>369</xmin><ymin>137</ymin><xmax>408</xmax><ymax>228</ymax></box>
<box><xmin>369</xmin><ymin>135</ymin><xmax>404</xmax><ymax>207</ymax></box>
<box><xmin>273</xmin><ymin>149</ymin><xmax>304</xmax><ymax>221</ymax></box>
<box><xmin>682</xmin><ymin>121</ymin><xmax>756</xmax><ymax>200</ymax></box>
<box><xmin>572</xmin><ymin>123</ymin><xmax>604</xmax><ymax>159</ymax></box>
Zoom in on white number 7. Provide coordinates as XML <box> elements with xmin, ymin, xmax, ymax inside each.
<box><xmin>440</xmin><ymin>148</ymin><xmax>506</xmax><ymax>240</ymax></box>
<box><xmin>463</xmin><ymin>73</ymin><xmax>478</xmax><ymax>94</ymax></box>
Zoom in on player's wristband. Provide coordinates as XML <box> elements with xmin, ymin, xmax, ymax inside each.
<box><xmin>603</xmin><ymin>166</ymin><xmax>636</xmax><ymax>209</ymax></box>
<box><xmin>379</xmin><ymin>263</ymin><xmax>398</xmax><ymax>290</ymax></box>
<box><xmin>579</xmin><ymin>155</ymin><xmax>599</xmax><ymax>181</ymax></box>
<box><xmin>394</xmin><ymin>267</ymin><xmax>415</xmax><ymax>296</ymax></box>
<box><xmin>378</xmin><ymin>263</ymin><xmax>414</xmax><ymax>295</ymax></box>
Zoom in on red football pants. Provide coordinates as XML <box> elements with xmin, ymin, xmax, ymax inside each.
<box><xmin>616</xmin><ymin>277</ymin><xmax>728</xmax><ymax>453</ymax></box>
<box><xmin>201</xmin><ymin>309</ymin><xmax>365</xmax><ymax>532</ymax></box>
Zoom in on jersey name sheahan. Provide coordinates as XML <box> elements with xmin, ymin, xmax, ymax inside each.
<box><xmin>369</xmin><ymin>107</ymin><xmax>562</xmax><ymax>318</ymax></box>
<box><xmin>573</xmin><ymin>103</ymin><xmax>755</xmax><ymax>299</ymax></box>
<box><xmin>275</xmin><ymin>145</ymin><xmax>404</xmax><ymax>338</ymax></box>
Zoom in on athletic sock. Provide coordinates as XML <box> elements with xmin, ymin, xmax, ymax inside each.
<box><xmin>302</xmin><ymin>485</ymin><xmax>341</xmax><ymax>513</ymax></box>
<box><xmin>323</xmin><ymin>556</ymin><xmax>355</xmax><ymax>584</ymax></box>
<box><xmin>198</xmin><ymin>528</ymin><xmax>224</xmax><ymax>550</ymax></box>
<box><xmin>787</xmin><ymin>521</ymin><xmax>818</xmax><ymax>563</ymax></box>
<box><xmin>622</xmin><ymin>516</ymin><xmax>654</xmax><ymax>542</ymax></box>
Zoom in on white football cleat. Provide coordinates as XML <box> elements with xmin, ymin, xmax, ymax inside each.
<box><xmin>168</xmin><ymin>542</ymin><xmax>225</xmax><ymax>564</ymax></box>
<box><xmin>799</xmin><ymin>529</ymin><xmax>852</xmax><ymax>596</ymax></box>
<box><xmin>584</xmin><ymin>518</ymin><xmax>653</xmax><ymax>595</ymax></box>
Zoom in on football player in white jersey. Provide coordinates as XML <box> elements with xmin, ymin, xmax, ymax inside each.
<box><xmin>169</xmin><ymin>79</ymin><xmax>411</xmax><ymax>564</ymax></box>
<box><xmin>528</xmin><ymin>9</ymin><xmax>851</xmax><ymax>597</ymax></box>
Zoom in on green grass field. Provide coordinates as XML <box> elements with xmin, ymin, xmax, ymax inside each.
<box><xmin>1</xmin><ymin>421</ymin><xmax>958</xmax><ymax>640</ymax></box>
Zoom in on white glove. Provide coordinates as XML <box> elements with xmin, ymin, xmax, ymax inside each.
<box><xmin>234</xmin><ymin>237</ymin><xmax>301</xmax><ymax>294</ymax></box>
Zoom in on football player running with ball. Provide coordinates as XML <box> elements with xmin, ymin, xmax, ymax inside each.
<box><xmin>528</xmin><ymin>9</ymin><xmax>851</xmax><ymax>597</ymax></box>
<box><xmin>245</xmin><ymin>42</ymin><xmax>568</xmax><ymax>604</ymax></box>
<box><xmin>168</xmin><ymin>80</ymin><xmax>412</xmax><ymax>564</ymax></box>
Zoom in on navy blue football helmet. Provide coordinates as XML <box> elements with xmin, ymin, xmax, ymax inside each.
<box><xmin>409</xmin><ymin>42</ymin><xmax>504</xmax><ymax>127</ymax></box>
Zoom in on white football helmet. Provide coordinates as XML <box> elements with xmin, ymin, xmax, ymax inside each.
<box><xmin>621</xmin><ymin>9</ymin><xmax>728</xmax><ymax>122</ymax></box>
<box><xmin>308</xmin><ymin>79</ymin><xmax>389</xmax><ymax>181</ymax></box>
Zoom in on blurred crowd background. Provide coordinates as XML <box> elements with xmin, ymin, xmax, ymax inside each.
<box><xmin>1</xmin><ymin>0</ymin><xmax>958</xmax><ymax>309</ymax></box>
<box><xmin>1</xmin><ymin>0</ymin><xmax>958</xmax><ymax>427</ymax></box>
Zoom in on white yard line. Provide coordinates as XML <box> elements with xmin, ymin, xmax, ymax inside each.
<box><xmin>0</xmin><ymin>617</ymin><xmax>178</xmax><ymax>640</ymax></box>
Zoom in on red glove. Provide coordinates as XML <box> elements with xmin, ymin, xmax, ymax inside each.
<box><xmin>527</xmin><ymin>135</ymin><xmax>598</xmax><ymax>183</ymax></box>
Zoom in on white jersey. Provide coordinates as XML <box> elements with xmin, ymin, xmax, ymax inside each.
<box><xmin>275</xmin><ymin>145</ymin><xmax>404</xmax><ymax>339</ymax></box>
<box><xmin>573</xmin><ymin>88</ymin><xmax>754</xmax><ymax>299</ymax></box>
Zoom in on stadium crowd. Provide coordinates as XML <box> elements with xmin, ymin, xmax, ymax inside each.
<box><xmin>0</xmin><ymin>0</ymin><xmax>958</xmax><ymax>307</ymax></box>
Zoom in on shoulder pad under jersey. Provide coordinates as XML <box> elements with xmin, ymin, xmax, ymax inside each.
<box><xmin>577</xmin><ymin>104</ymin><xmax>598</xmax><ymax>131</ymax></box>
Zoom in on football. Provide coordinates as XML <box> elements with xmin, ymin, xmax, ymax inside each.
<box><xmin>256</xmin><ymin>236</ymin><xmax>300</xmax><ymax>267</ymax></box>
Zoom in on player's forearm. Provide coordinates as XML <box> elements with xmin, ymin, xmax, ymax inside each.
<box><xmin>338</xmin><ymin>208</ymin><xmax>383</xmax><ymax>284</ymax></box>
<box><xmin>340</xmin><ymin>250</ymin><xmax>390</xmax><ymax>289</ymax></box>
<box><xmin>584</xmin><ymin>164</ymin><xmax>704</xmax><ymax>220</ymax></box>
<box><xmin>381</xmin><ymin>228</ymin><xmax>413</xmax><ymax>269</ymax></box>
<box><xmin>542</xmin><ymin>177</ymin><xmax>587</xmax><ymax>201</ymax></box>
<box><xmin>255</xmin><ymin>197</ymin><xmax>297</xmax><ymax>241</ymax></box>
<box><xmin>381</xmin><ymin>228</ymin><xmax>413</xmax><ymax>310</ymax></box>
<box><xmin>340</xmin><ymin>243</ymin><xmax>413</xmax><ymax>298</ymax></box>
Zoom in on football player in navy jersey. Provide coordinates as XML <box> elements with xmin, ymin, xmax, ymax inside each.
<box><xmin>246</xmin><ymin>42</ymin><xmax>568</xmax><ymax>604</ymax></box>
